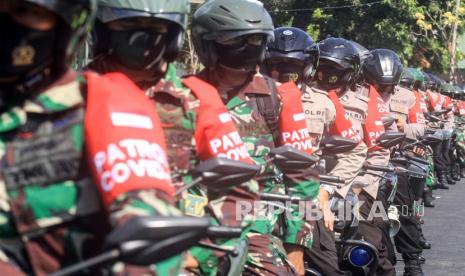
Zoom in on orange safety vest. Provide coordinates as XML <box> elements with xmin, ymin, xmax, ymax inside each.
<box><xmin>85</xmin><ymin>72</ymin><xmax>173</xmax><ymax>209</ymax></box>
<box><xmin>182</xmin><ymin>76</ymin><xmax>254</xmax><ymax>164</ymax></box>
<box><xmin>410</xmin><ymin>90</ymin><xmax>426</xmax><ymax>124</ymax></box>
<box><xmin>328</xmin><ymin>91</ymin><xmax>362</xmax><ymax>143</ymax></box>
<box><xmin>458</xmin><ymin>101</ymin><xmax>465</xmax><ymax>116</ymax></box>
<box><xmin>364</xmin><ymin>85</ymin><xmax>386</xmax><ymax>151</ymax></box>
<box><xmin>427</xmin><ymin>91</ymin><xmax>442</xmax><ymax>111</ymax></box>
<box><xmin>277</xmin><ymin>81</ymin><xmax>314</xmax><ymax>154</ymax></box>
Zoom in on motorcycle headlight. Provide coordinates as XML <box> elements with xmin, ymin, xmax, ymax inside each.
<box><xmin>348</xmin><ymin>246</ymin><xmax>374</xmax><ymax>267</ymax></box>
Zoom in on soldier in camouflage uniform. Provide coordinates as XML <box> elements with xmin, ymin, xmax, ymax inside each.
<box><xmin>88</xmin><ymin>1</ymin><xmax>260</xmax><ymax>275</ymax></box>
<box><xmin>0</xmin><ymin>0</ymin><xmax>182</xmax><ymax>275</ymax></box>
<box><xmin>453</xmin><ymin>92</ymin><xmax>465</xmax><ymax>177</ymax></box>
<box><xmin>192</xmin><ymin>0</ymin><xmax>320</xmax><ymax>275</ymax></box>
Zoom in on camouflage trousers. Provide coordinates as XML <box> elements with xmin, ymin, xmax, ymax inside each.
<box><xmin>0</xmin><ymin>191</ymin><xmax>183</xmax><ymax>276</ymax></box>
<box><xmin>454</xmin><ymin>128</ymin><xmax>465</xmax><ymax>165</ymax></box>
<box><xmin>425</xmin><ymin>152</ymin><xmax>436</xmax><ymax>187</ymax></box>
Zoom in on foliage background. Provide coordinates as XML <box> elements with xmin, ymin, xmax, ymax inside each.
<box><xmin>180</xmin><ymin>0</ymin><xmax>465</xmax><ymax>81</ymax></box>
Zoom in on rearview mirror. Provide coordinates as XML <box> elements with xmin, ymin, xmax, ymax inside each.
<box><xmin>269</xmin><ymin>145</ymin><xmax>319</xmax><ymax>172</ymax></box>
<box><xmin>320</xmin><ymin>136</ymin><xmax>359</xmax><ymax>155</ymax></box>
<box><xmin>381</xmin><ymin>116</ymin><xmax>396</xmax><ymax>128</ymax></box>
<box><xmin>192</xmin><ymin>158</ymin><xmax>260</xmax><ymax>190</ymax></box>
<box><xmin>105</xmin><ymin>216</ymin><xmax>211</xmax><ymax>265</ymax></box>
<box><xmin>419</xmin><ymin>134</ymin><xmax>443</xmax><ymax>145</ymax></box>
<box><xmin>430</xmin><ymin>109</ymin><xmax>449</xmax><ymax>116</ymax></box>
<box><xmin>425</xmin><ymin>113</ymin><xmax>441</xmax><ymax>123</ymax></box>
<box><xmin>376</xmin><ymin>132</ymin><xmax>406</xmax><ymax>148</ymax></box>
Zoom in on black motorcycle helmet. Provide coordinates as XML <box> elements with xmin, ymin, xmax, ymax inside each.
<box><xmin>93</xmin><ymin>0</ymin><xmax>188</xmax><ymax>63</ymax></box>
<box><xmin>316</xmin><ymin>37</ymin><xmax>360</xmax><ymax>90</ymax></box>
<box><xmin>90</xmin><ymin>0</ymin><xmax>189</xmax><ymax>87</ymax></box>
<box><xmin>362</xmin><ymin>49</ymin><xmax>403</xmax><ymax>94</ymax></box>
<box><xmin>0</xmin><ymin>0</ymin><xmax>96</xmax><ymax>95</ymax></box>
<box><xmin>192</xmin><ymin>0</ymin><xmax>274</xmax><ymax>71</ymax></box>
<box><xmin>264</xmin><ymin>27</ymin><xmax>319</xmax><ymax>84</ymax></box>
<box><xmin>427</xmin><ymin>73</ymin><xmax>444</xmax><ymax>92</ymax></box>
<box><xmin>349</xmin><ymin>40</ymin><xmax>371</xmax><ymax>84</ymax></box>
<box><xmin>399</xmin><ymin>68</ymin><xmax>415</xmax><ymax>89</ymax></box>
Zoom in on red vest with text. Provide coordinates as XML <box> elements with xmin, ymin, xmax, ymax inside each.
<box><xmin>182</xmin><ymin>76</ymin><xmax>254</xmax><ymax>164</ymax></box>
<box><xmin>364</xmin><ymin>85</ymin><xmax>386</xmax><ymax>151</ymax></box>
<box><xmin>276</xmin><ymin>81</ymin><xmax>314</xmax><ymax>154</ymax></box>
<box><xmin>328</xmin><ymin>91</ymin><xmax>362</xmax><ymax>143</ymax></box>
<box><xmin>85</xmin><ymin>72</ymin><xmax>174</xmax><ymax>209</ymax></box>
<box><xmin>410</xmin><ymin>90</ymin><xmax>426</xmax><ymax>124</ymax></box>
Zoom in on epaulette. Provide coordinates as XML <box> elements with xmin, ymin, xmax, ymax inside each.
<box><xmin>353</xmin><ymin>84</ymin><xmax>370</xmax><ymax>102</ymax></box>
<box><xmin>311</xmin><ymin>86</ymin><xmax>329</xmax><ymax>95</ymax></box>
<box><xmin>148</xmin><ymin>78</ymin><xmax>200</xmax><ymax>111</ymax></box>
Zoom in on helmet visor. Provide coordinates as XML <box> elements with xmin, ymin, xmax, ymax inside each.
<box><xmin>97</xmin><ymin>6</ymin><xmax>186</xmax><ymax>28</ymax></box>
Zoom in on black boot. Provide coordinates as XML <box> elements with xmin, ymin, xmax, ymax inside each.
<box><xmin>418</xmin><ymin>254</ymin><xmax>426</xmax><ymax>264</ymax></box>
<box><xmin>461</xmin><ymin>166</ymin><xmax>465</xmax><ymax>178</ymax></box>
<box><xmin>403</xmin><ymin>253</ymin><xmax>425</xmax><ymax>276</ymax></box>
<box><xmin>436</xmin><ymin>172</ymin><xmax>450</xmax><ymax>189</ymax></box>
<box><xmin>423</xmin><ymin>187</ymin><xmax>435</xmax><ymax>208</ymax></box>
<box><xmin>419</xmin><ymin>235</ymin><xmax>432</xmax><ymax>249</ymax></box>
<box><xmin>447</xmin><ymin>168</ymin><xmax>456</xmax><ymax>185</ymax></box>
<box><xmin>453</xmin><ymin>164</ymin><xmax>461</xmax><ymax>181</ymax></box>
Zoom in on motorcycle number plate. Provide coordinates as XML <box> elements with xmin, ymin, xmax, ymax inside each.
<box><xmin>184</xmin><ymin>193</ymin><xmax>208</xmax><ymax>217</ymax></box>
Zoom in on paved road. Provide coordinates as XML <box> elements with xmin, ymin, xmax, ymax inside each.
<box><xmin>395</xmin><ymin>180</ymin><xmax>465</xmax><ymax>275</ymax></box>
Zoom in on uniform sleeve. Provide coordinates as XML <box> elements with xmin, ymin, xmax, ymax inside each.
<box><xmin>403</xmin><ymin>123</ymin><xmax>425</xmax><ymax>139</ymax></box>
<box><xmin>326</xmin><ymin>141</ymin><xmax>368</xmax><ymax>197</ymax></box>
<box><xmin>362</xmin><ymin>148</ymin><xmax>391</xmax><ymax>199</ymax></box>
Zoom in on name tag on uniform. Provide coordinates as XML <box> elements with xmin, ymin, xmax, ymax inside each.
<box><xmin>390</xmin><ymin>103</ymin><xmax>408</xmax><ymax>114</ymax></box>
<box><xmin>183</xmin><ymin>193</ymin><xmax>208</xmax><ymax>217</ymax></box>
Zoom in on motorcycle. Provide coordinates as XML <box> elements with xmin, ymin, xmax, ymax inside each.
<box><xmin>50</xmin><ymin>157</ymin><xmax>260</xmax><ymax>276</ymax></box>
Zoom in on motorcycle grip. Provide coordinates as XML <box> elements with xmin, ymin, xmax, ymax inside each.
<box><xmin>207</xmin><ymin>226</ymin><xmax>242</xmax><ymax>239</ymax></box>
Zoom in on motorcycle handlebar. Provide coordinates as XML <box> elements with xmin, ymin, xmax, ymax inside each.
<box><xmin>207</xmin><ymin>226</ymin><xmax>242</xmax><ymax>239</ymax></box>
<box><xmin>363</xmin><ymin>164</ymin><xmax>394</xmax><ymax>173</ymax></box>
<box><xmin>260</xmin><ymin>193</ymin><xmax>302</xmax><ymax>203</ymax></box>
<box><xmin>319</xmin><ymin>175</ymin><xmax>343</xmax><ymax>183</ymax></box>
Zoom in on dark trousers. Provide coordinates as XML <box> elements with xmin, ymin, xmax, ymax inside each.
<box><xmin>433</xmin><ymin>139</ymin><xmax>449</xmax><ymax>171</ymax></box>
<box><xmin>393</xmin><ymin>171</ymin><xmax>423</xmax><ymax>255</ymax></box>
<box><xmin>306</xmin><ymin>219</ymin><xmax>348</xmax><ymax>276</ymax></box>
<box><xmin>356</xmin><ymin>192</ymin><xmax>396</xmax><ymax>276</ymax></box>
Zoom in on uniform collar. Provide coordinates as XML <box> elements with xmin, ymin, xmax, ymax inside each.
<box><xmin>0</xmin><ymin>70</ymin><xmax>83</xmax><ymax>133</ymax></box>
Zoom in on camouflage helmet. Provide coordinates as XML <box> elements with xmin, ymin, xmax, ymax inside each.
<box><xmin>94</xmin><ymin>0</ymin><xmax>189</xmax><ymax>62</ymax></box>
<box><xmin>2</xmin><ymin>0</ymin><xmax>96</xmax><ymax>92</ymax></box>
<box><xmin>399</xmin><ymin>68</ymin><xmax>416</xmax><ymax>89</ymax></box>
<box><xmin>439</xmin><ymin>83</ymin><xmax>455</xmax><ymax>95</ymax></box>
<box><xmin>192</xmin><ymin>0</ymin><xmax>274</xmax><ymax>67</ymax></box>
<box><xmin>96</xmin><ymin>0</ymin><xmax>189</xmax><ymax>29</ymax></box>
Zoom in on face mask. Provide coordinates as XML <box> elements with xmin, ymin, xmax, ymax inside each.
<box><xmin>108</xmin><ymin>29</ymin><xmax>166</xmax><ymax>70</ymax></box>
<box><xmin>377</xmin><ymin>84</ymin><xmax>395</xmax><ymax>94</ymax></box>
<box><xmin>0</xmin><ymin>15</ymin><xmax>55</xmax><ymax>85</ymax></box>
<box><xmin>215</xmin><ymin>42</ymin><xmax>265</xmax><ymax>70</ymax></box>
<box><xmin>269</xmin><ymin>63</ymin><xmax>304</xmax><ymax>83</ymax></box>
<box><xmin>316</xmin><ymin>64</ymin><xmax>353</xmax><ymax>90</ymax></box>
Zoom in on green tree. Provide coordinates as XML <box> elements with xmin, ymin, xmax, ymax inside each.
<box><xmin>262</xmin><ymin>0</ymin><xmax>465</xmax><ymax>79</ymax></box>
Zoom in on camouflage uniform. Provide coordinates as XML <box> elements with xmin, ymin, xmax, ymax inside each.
<box><xmin>198</xmin><ymin>70</ymin><xmax>318</xmax><ymax>275</ymax></box>
<box><xmin>0</xmin><ymin>71</ymin><xmax>181</xmax><ymax>276</ymax></box>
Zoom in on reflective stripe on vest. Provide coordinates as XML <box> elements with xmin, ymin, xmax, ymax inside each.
<box><xmin>277</xmin><ymin>81</ymin><xmax>314</xmax><ymax>154</ymax></box>
<box><xmin>364</xmin><ymin>85</ymin><xmax>386</xmax><ymax>151</ymax></box>
<box><xmin>182</xmin><ymin>76</ymin><xmax>253</xmax><ymax>163</ymax></box>
<box><xmin>328</xmin><ymin>91</ymin><xmax>362</xmax><ymax>143</ymax></box>
<box><xmin>85</xmin><ymin>72</ymin><xmax>173</xmax><ymax>209</ymax></box>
